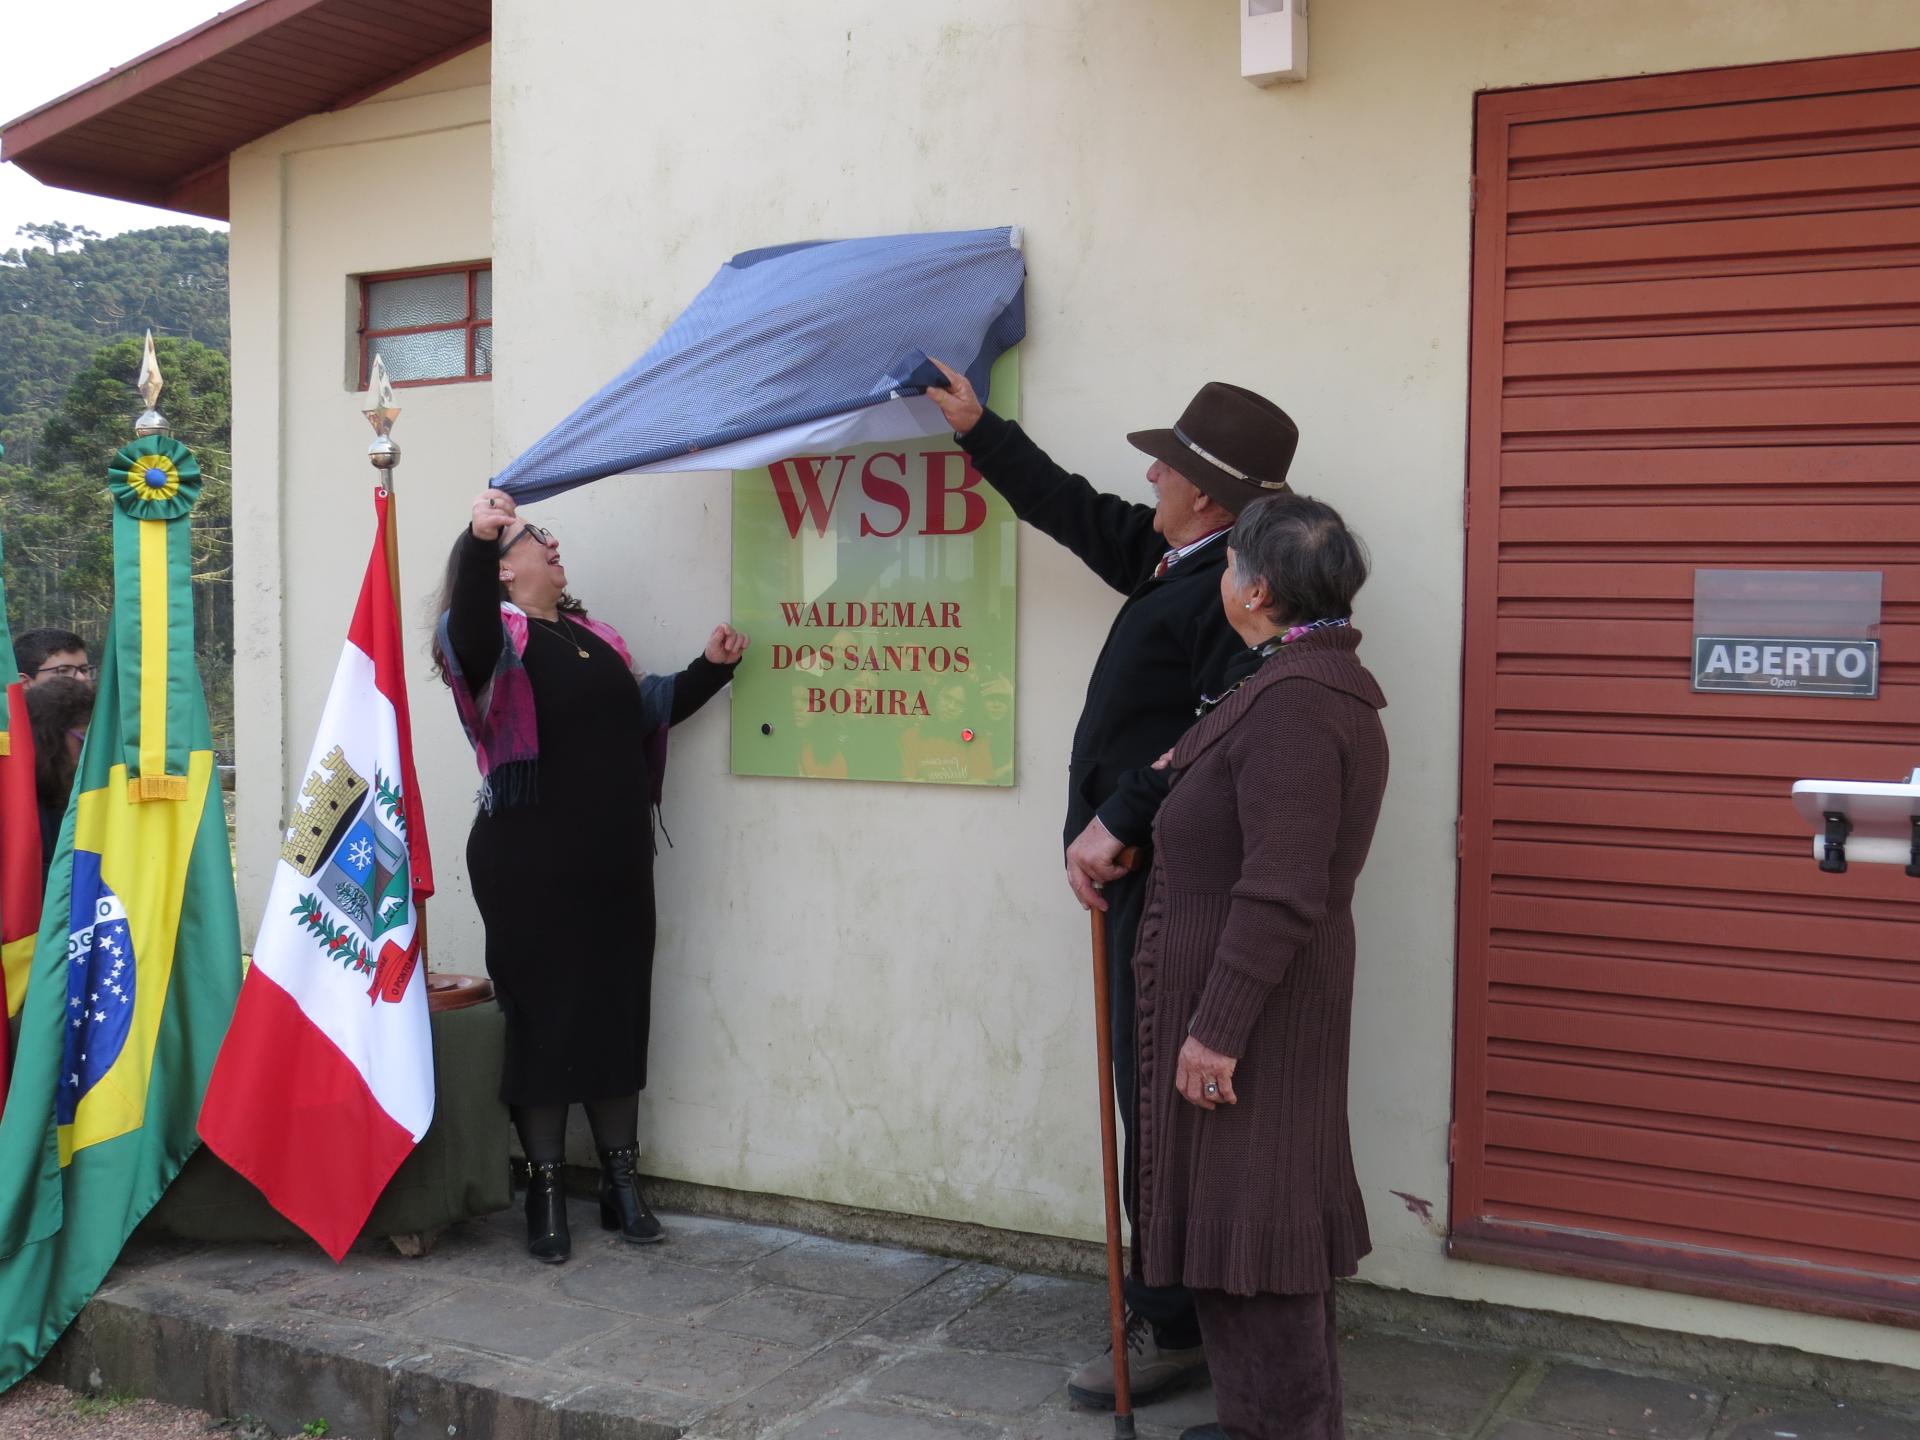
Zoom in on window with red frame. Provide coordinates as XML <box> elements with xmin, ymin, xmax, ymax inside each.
<box><xmin>358</xmin><ymin>263</ymin><xmax>491</xmax><ymax>386</ymax></box>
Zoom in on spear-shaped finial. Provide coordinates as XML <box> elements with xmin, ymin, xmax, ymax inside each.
<box><xmin>363</xmin><ymin>353</ymin><xmax>401</xmax><ymax>483</ymax></box>
<box><xmin>134</xmin><ymin>330</ymin><xmax>169</xmax><ymax>436</ymax></box>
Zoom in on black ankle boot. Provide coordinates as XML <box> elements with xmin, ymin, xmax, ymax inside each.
<box><xmin>524</xmin><ymin>1161</ymin><xmax>571</xmax><ymax>1263</ymax></box>
<box><xmin>597</xmin><ymin>1146</ymin><xmax>664</xmax><ymax>1243</ymax></box>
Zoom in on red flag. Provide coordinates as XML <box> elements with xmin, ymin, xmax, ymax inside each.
<box><xmin>0</xmin><ymin>681</ymin><xmax>44</xmax><ymax>1114</ymax></box>
<box><xmin>199</xmin><ymin>488</ymin><xmax>435</xmax><ymax>1259</ymax></box>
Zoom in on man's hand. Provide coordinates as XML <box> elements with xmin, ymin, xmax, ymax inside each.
<box><xmin>704</xmin><ymin>624</ymin><xmax>750</xmax><ymax>665</ymax></box>
<box><xmin>1174</xmin><ymin>1035</ymin><xmax>1238</xmax><ymax>1111</ymax></box>
<box><xmin>471</xmin><ymin>488</ymin><xmax>516</xmax><ymax>541</ymax></box>
<box><xmin>925</xmin><ymin>358</ymin><xmax>984</xmax><ymax>437</ymax></box>
<box><xmin>1065</xmin><ymin>816</ymin><xmax>1129</xmax><ymax>912</ymax></box>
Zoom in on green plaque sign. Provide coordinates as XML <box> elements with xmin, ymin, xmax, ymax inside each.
<box><xmin>730</xmin><ymin>350</ymin><xmax>1019</xmax><ymax>785</ymax></box>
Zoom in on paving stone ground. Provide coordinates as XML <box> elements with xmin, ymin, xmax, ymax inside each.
<box><xmin>32</xmin><ymin>1201</ymin><xmax>1918</xmax><ymax>1440</ymax></box>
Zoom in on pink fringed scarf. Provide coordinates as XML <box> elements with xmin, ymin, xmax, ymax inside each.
<box><xmin>435</xmin><ymin>602</ymin><xmax>666</xmax><ymax>813</ymax></box>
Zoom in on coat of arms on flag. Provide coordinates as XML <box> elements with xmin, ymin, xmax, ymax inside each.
<box><xmin>282</xmin><ymin>745</ymin><xmax>417</xmax><ymax>1001</ymax></box>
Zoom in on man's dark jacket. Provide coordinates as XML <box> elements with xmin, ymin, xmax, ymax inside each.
<box><xmin>959</xmin><ymin>411</ymin><xmax>1245</xmax><ymax>852</ymax></box>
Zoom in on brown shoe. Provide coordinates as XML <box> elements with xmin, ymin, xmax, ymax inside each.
<box><xmin>1067</xmin><ymin>1314</ymin><xmax>1207</xmax><ymax>1410</ymax></box>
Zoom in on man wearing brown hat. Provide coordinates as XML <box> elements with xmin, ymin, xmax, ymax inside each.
<box><xmin>928</xmin><ymin>361</ymin><xmax>1298</xmax><ymax>1409</ymax></box>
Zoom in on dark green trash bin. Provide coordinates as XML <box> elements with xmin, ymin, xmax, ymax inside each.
<box><xmin>143</xmin><ymin>981</ymin><xmax>511</xmax><ymax>1250</ymax></box>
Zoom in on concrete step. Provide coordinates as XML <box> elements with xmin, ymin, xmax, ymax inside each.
<box><xmin>34</xmin><ymin>1199</ymin><xmax>1920</xmax><ymax>1440</ymax></box>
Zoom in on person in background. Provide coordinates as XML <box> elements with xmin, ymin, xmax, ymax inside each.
<box><xmin>25</xmin><ymin>677</ymin><xmax>92</xmax><ymax>880</ymax></box>
<box><xmin>432</xmin><ymin>488</ymin><xmax>748</xmax><ymax>1264</ymax></box>
<box><xmin>15</xmin><ymin>628</ymin><xmax>92</xmax><ymax>689</ymax></box>
<box><xmin>1134</xmin><ymin>494</ymin><xmax>1387</xmax><ymax>1440</ymax></box>
<box><xmin>926</xmin><ymin>361</ymin><xmax>1301</xmax><ymax>1409</ymax></box>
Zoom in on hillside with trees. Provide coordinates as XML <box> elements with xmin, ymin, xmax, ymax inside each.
<box><xmin>0</xmin><ymin>224</ymin><xmax>232</xmax><ymax>745</ymax></box>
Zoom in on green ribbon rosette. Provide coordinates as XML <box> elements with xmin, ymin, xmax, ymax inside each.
<box><xmin>106</xmin><ymin>435</ymin><xmax>204</xmax><ymax>801</ymax></box>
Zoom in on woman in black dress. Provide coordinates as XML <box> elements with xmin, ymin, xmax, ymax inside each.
<box><xmin>434</xmin><ymin>488</ymin><xmax>747</xmax><ymax>1262</ymax></box>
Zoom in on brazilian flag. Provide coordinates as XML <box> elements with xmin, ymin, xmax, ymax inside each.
<box><xmin>0</xmin><ymin>433</ymin><xmax>242</xmax><ymax>1387</ymax></box>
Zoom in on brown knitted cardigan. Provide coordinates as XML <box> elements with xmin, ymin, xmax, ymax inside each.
<box><xmin>1133</xmin><ymin>626</ymin><xmax>1389</xmax><ymax>1297</ymax></box>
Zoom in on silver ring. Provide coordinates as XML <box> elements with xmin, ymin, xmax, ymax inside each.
<box><xmin>1203</xmin><ymin>1081</ymin><xmax>1219</xmax><ymax>1094</ymax></box>
<box><xmin>1092</xmin><ymin>880</ymin><xmax>1104</xmax><ymax>891</ymax></box>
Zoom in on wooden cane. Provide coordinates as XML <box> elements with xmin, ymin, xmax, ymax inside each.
<box><xmin>1089</xmin><ymin>847</ymin><xmax>1141</xmax><ymax>1439</ymax></box>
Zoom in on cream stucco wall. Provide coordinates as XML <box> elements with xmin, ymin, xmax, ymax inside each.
<box><xmin>231</xmin><ymin>46</ymin><xmax>495</xmax><ymax>977</ymax></box>
<box><xmin>484</xmin><ymin>1</ymin><xmax>1920</xmax><ymax>1366</ymax></box>
<box><xmin>229</xmin><ymin>5</ymin><xmax>1920</xmax><ymax>1370</ymax></box>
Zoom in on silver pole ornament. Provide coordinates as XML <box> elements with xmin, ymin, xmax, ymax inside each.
<box><xmin>363</xmin><ymin>354</ymin><xmax>402</xmax><ymax>484</ymax></box>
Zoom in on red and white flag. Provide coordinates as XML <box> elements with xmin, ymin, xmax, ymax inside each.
<box><xmin>199</xmin><ymin>487</ymin><xmax>435</xmax><ymax>1260</ymax></box>
<box><xmin>0</xmin><ymin>679</ymin><xmax>41</xmax><ymax>1117</ymax></box>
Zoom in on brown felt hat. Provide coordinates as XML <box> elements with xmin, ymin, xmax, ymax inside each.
<box><xmin>1127</xmin><ymin>382</ymin><xmax>1299</xmax><ymax>513</ymax></box>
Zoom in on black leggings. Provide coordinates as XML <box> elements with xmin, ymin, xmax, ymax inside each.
<box><xmin>511</xmin><ymin>1092</ymin><xmax>639</xmax><ymax>1166</ymax></box>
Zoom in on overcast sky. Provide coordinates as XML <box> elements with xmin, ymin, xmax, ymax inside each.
<box><xmin>1</xmin><ymin>0</ymin><xmax>231</xmax><ymax>247</ymax></box>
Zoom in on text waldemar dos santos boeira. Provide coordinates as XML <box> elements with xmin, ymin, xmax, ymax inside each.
<box><xmin>730</xmin><ymin>345</ymin><xmax>1022</xmax><ymax>786</ymax></box>
<box><xmin>765</xmin><ymin>448</ymin><xmax>987</xmax><ymax>719</ymax></box>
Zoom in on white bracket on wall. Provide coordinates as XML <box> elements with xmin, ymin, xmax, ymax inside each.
<box><xmin>1791</xmin><ymin>768</ymin><xmax>1920</xmax><ymax>875</ymax></box>
<box><xmin>1242</xmin><ymin>0</ymin><xmax>1309</xmax><ymax>86</ymax></box>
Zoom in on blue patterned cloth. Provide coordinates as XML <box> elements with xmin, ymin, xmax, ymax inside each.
<box><xmin>494</xmin><ymin>227</ymin><xmax>1026</xmax><ymax>502</ymax></box>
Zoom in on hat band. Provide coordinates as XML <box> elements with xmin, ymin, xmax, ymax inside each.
<box><xmin>1174</xmin><ymin>426</ymin><xmax>1285</xmax><ymax>489</ymax></box>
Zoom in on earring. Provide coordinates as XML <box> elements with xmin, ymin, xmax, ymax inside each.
<box><xmin>1244</xmin><ymin>602</ymin><xmax>1253</xmax><ymax>609</ymax></box>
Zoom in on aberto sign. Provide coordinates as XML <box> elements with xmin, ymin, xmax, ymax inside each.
<box><xmin>1692</xmin><ymin>636</ymin><xmax>1879</xmax><ymax>698</ymax></box>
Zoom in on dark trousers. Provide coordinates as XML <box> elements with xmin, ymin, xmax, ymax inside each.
<box><xmin>1105</xmin><ymin>867</ymin><xmax>1200</xmax><ymax>1346</ymax></box>
<box><xmin>1193</xmin><ymin>1287</ymin><xmax>1345</xmax><ymax>1440</ymax></box>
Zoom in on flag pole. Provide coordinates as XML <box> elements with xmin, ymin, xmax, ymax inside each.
<box><xmin>364</xmin><ymin>352</ymin><xmax>402</xmax><ymax>575</ymax></box>
<box><xmin>361</xmin><ymin>356</ymin><xmax>425</xmax><ymax>964</ymax></box>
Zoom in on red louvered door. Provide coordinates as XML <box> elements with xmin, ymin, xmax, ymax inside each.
<box><xmin>1455</xmin><ymin>52</ymin><xmax>1920</xmax><ymax>1324</ymax></box>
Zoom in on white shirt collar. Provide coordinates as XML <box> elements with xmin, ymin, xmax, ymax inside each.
<box><xmin>1163</xmin><ymin>526</ymin><xmax>1231</xmax><ymax>568</ymax></box>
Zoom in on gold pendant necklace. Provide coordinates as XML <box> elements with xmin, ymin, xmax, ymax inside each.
<box><xmin>536</xmin><ymin>614</ymin><xmax>590</xmax><ymax>658</ymax></box>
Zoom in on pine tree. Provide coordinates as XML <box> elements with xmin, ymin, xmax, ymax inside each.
<box><xmin>0</xmin><ymin>224</ymin><xmax>231</xmax><ymax>749</ymax></box>
<box><xmin>0</xmin><ymin>335</ymin><xmax>233</xmax><ymax>749</ymax></box>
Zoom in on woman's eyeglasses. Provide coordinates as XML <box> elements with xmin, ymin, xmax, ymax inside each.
<box><xmin>500</xmin><ymin>522</ymin><xmax>555</xmax><ymax>554</ymax></box>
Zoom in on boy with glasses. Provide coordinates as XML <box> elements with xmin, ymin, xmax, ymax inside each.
<box><xmin>15</xmin><ymin>627</ymin><xmax>95</xmax><ymax>688</ymax></box>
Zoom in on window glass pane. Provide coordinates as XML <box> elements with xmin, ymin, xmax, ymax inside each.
<box><xmin>475</xmin><ymin>324</ymin><xmax>493</xmax><ymax>375</ymax></box>
<box><xmin>368</xmin><ymin>328</ymin><xmax>467</xmax><ymax>383</ymax></box>
<box><xmin>365</xmin><ymin>271</ymin><xmax>468</xmax><ymax>330</ymax></box>
<box><xmin>475</xmin><ymin>269</ymin><xmax>492</xmax><ymax>320</ymax></box>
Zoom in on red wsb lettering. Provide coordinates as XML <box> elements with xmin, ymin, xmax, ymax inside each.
<box><xmin>859</xmin><ymin>453</ymin><xmax>911</xmax><ymax>538</ymax></box>
<box><xmin>919</xmin><ymin>451</ymin><xmax>987</xmax><ymax>536</ymax></box>
<box><xmin>765</xmin><ymin>450</ymin><xmax>989</xmax><ymax>538</ymax></box>
<box><xmin>768</xmin><ymin>455</ymin><xmax>853</xmax><ymax>538</ymax></box>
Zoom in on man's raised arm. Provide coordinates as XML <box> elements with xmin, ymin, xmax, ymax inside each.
<box><xmin>928</xmin><ymin>359</ymin><xmax>1162</xmax><ymax>593</ymax></box>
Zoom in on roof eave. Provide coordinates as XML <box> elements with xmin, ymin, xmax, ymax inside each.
<box><xmin>1</xmin><ymin>0</ymin><xmax>327</xmax><ymax>152</ymax></box>
<box><xmin>9</xmin><ymin>155</ymin><xmax>229</xmax><ymax>221</ymax></box>
<box><xmin>0</xmin><ymin>0</ymin><xmax>488</xmax><ymax>224</ymax></box>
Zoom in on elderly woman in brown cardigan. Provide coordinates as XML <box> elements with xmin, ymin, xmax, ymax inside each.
<box><xmin>1134</xmin><ymin>493</ymin><xmax>1388</xmax><ymax>1440</ymax></box>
